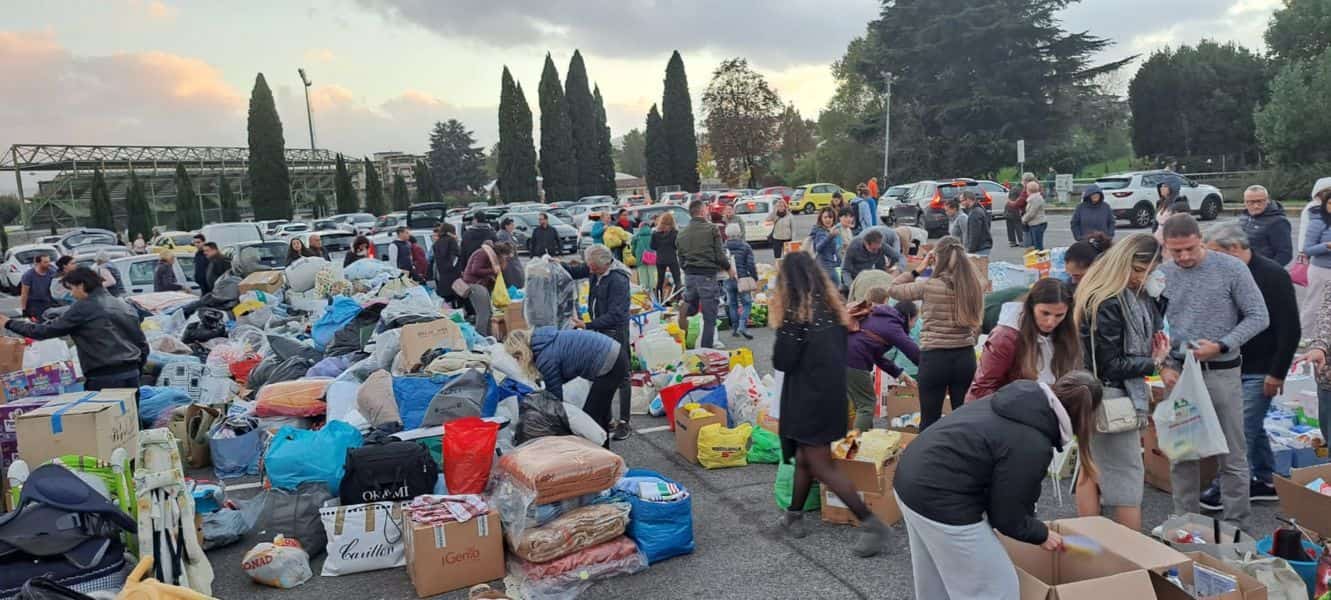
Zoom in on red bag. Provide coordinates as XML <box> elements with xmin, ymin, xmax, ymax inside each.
<box><xmin>1291</xmin><ymin>254</ymin><xmax>1310</xmax><ymax>287</ymax></box>
<box><xmin>230</xmin><ymin>356</ymin><xmax>262</xmax><ymax>386</ymax></box>
<box><xmin>444</xmin><ymin>417</ymin><xmax>500</xmax><ymax>494</ymax></box>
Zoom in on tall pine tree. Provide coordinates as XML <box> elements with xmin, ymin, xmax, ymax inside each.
<box><xmin>644</xmin><ymin>104</ymin><xmax>669</xmax><ymax>200</ymax></box>
<box><xmin>126</xmin><ymin>170</ymin><xmax>155</xmax><ymax>241</ymax></box>
<box><xmin>173</xmin><ymin>164</ymin><xmax>202</xmax><ymax>230</ymax></box>
<box><xmin>334</xmin><ymin>154</ymin><xmax>358</xmax><ymax>214</ymax></box>
<box><xmin>427</xmin><ymin>120</ymin><xmax>488</xmax><ymax>195</ymax></box>
<box><xmin>538</xmin><ymin>54</ymin><xmax>578</xmax><ymax>202</ymax></box>
<box><xmin>246</xmin><ymin>73</ymin><xmax>291</xmax><ymax>219</ymax></box>
<box><xmin>497</xmin><ymin>67</ymin><xmax>539</xmax><ymax>203</ymax></box>
<box><xmin>88</xmin><ymin>168</ymin><xmax>115</xmax><ymax>232</ymax></box>
<box><xmin>390</xmin><ymin>174</ymin><xmax>410</xmax><ymax>212</ymax></box>
<box><xmin>592</xmin><ymin>85</ymin><xmax>617</xmax><ymax>195</ymax></box>
<box><xmin>662</xmin><ymin>51</ymin><xmax>700</xmax><ymax>192</ymax></box>
<box><xmin>217</xmin><ymin>174</ymin><xmax>240</xmax><ymax>221</ymax></box>
<box><xmin>413</xmin><ymin>160</ymin><xmax>442</xmax><ymax>204</ymax></box>
<box><xmin>362</xmin><ymin>158</ymin><xmax>385</xmax><ymax>214</ymax></box>
<box><xmin>564</xmin><ymin>51</ymin><xmax>600</xmax><ymax>197</ymax></box>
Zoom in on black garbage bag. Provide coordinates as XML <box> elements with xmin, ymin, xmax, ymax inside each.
<box><xmin>246</xmin><ymin>355</ymin><xmax>314</xmax><ymax>389</ymax></box>
<box><xmin>267</xmin><ymin>334</ymin><xmax>323</xmax><ymax>363</ymax></box>
<box><xmin>515</xmin><ymin>390</ymin><xmax>573</xmax><ymax>444</ymax></box>
<box><xmin>325</xmin><ymin>304</ymin><xmax>385</xmax><ymax>357</ymax></box>
<box><xmin>181</xmin><ymin>308</ymin><xmax>227</xmax><ymax>344</ymax></box>
<box><xmin>420</xmin><ymin>368</ymin><xmax>485</xmax><ymax>427</ymax></box>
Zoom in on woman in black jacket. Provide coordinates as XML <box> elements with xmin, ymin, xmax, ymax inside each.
<box><xmin>772</xmin><ymin>252</ymin><xmax>887</xmax><ymax>558</ymax></box>
<box><xmin>1072</xmin><ymin>233</ymin><xmax>1168</xmax><ymax>531</ymax></box>
<box><xmin>651</xmin><ymin>211</ymin><xmax>681</xmax><ymax>302</ymax></box>
<box><xmin>344</xmin><ymin>235</ymin><xmax>372</xmax><ymax>268</ymax></box>
<box><xmin>893</xmin><ymin>373</ymin><xmax>1102</xmax><ymax>599</ymax></box>
<box><xmin>431</xmin><ymin>223</ymin><xmax>464</xmax><ymax>307</ymax></box>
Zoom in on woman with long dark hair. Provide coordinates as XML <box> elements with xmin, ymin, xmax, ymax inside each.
<box><xmin>286</xmin><ymin>237</ymin><xmax>308</xmax><ymax>264</ymax></box>
<box><xmin>772</xmin><ymin>252</ymin><xmax>888</xmax><ymax>557</ymax></box>
<box><xmin>808</xmin><ymin>206</ymin><xmax>841</xmax><ymax>286</ymax></box>
<box><xmin>894</xmin><ymin>372</ymin><xmax>1102</xmax><ymax>599</ymax></box>
<box><xmin>1072</xmin><ymin>233</ymin><xmax>1169</xmax><ymax>530</ymax></box>
<box><xmin>888</xmin><ymin>236</ymin><xmax>985</xmax><ymax>430</ymax></box>
<box><xmin>432</xmin><ymin>223</ymin><xmax>464</xmax><ymax>307</ymax></box>
<box><xmin>651</xmin><ymin>211</ymin><xmax>681</xmax><ymax>301</ymax></box>
<box><xmin>967</xmin><ymin>278</ymin><xmax>1080</xmax><ymax>401</ymax></box>
<box><xmin>344</xmin><ymin>235</ymin><xmax>372</xmax><ymax>267</ymax></box>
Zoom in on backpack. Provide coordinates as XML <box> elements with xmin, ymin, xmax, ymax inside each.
<box><xmin>338</xmin><ymin>440</ymin><xmax>438</xmax><ymax>505</ymax></box>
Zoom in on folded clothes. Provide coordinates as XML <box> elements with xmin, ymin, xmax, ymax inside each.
<box><xmin>404</xmin><ymin>494</ymin><xmax>489</xmax><ymax>525</ymax></box>
<box><xmin>507</xmin><ymin>502</ymin><xmax>631</xmax><ymax>564</ymax></box>
<box><xmin>512</xmin><ymin>535</ymin><xmax>642</xmax><ymax>581</ymax></box>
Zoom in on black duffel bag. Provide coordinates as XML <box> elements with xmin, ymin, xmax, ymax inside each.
<box><xmin>339</xmin><ymin>440</ymin><xmax>438</xmax><ymax>505</ymax></box>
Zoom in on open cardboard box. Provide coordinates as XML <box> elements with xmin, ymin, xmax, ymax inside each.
<box><xmin>1172</xmin><ymin>552</ymin><xmax>1268</xmax><ymax>600</ymax></box>
<box><xmin>881</xmin><ymin>382</ymin><xmax>950</xmax><ymax>433</ymax></box>
<box><xmin>1001</xmin><ymin>520</ymin><xmax>1158</xmax><ymax>600</ymax></box>
<box><xmin>1274</xmin><ymin>463</ymin><xmax>1331</xmax><ymax>538</ymax></box>
<box><xmin>821</xmin><ymin>432</ymin><xmax>915</xmax><ymax>526</ymax></box>
<box><xmin>1056</xmin><ymin>516</ymin><xmax>1189</xmax><ymax>575</ymax></box>
<box><xmin>673</xmin><ymin>403</ymin><xmax>726</xmax><ymax>465</ymax></box>
<box><xmin>1142</xmin><ymin>417</ymin><xmax>1218</xmax><ymax>494</ymax></box>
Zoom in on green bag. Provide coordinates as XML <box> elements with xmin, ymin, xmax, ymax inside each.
<box><xmin>774</xmin><ymin>459</ymin><xmax>821</xmax><ymax>511</ymax></box>
<box><xmin>685</xmin><ymin>313</ymin><xmax>702</xmax><ymax>349</ymax></box>
<box><xmin>747</xmin><ymin>426</ymin><xmax>781</xmax><ymax>464</ymax></box>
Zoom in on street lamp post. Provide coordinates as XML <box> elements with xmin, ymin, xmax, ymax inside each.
<box><xmin>298</xmin><ymin>68</ymin><xmax>317</xmax><ymax>216</ymax></box>
<box><xmin>881</xmin><ymin>71</ymin><xmax>895</xmax><ymax>186</ymax></box>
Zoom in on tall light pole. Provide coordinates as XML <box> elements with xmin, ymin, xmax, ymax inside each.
<box><xmin>298</xmin><ymin>68</ymin><xmax>316</xmax><ymax>151</ymax></box>
<box><xmin>881</xmin><ymin>71</ymin><xmax>895</xmax><ymax>186</ymax></box>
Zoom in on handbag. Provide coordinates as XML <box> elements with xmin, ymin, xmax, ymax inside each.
<box><xmin>338</xmin><ymin>440</ymin><xmax>439</xmax><ymax>505</ymax></box>
<box><xmin>1290</xmin><ymin>254</ymin><xmax>1310</xmax><ymax>287</ymax></box>
<box><xmin>1089</xmin><ymin>311</ymin><xmax>1144</xmax><ymax>434</ymax></box>
<box><xmin>450</xmin><ymin>278</ymin><xmax>472</xmax><ymax>297</ymax></box>
<box><xmin>738</xmin><ymin>277</ymin><xmax>758</xmax><ymax>293</ymax></box>
<box><xmin>643</xmin><ymin>250</ymin><xmax>658</xmax><ymax>266</ymax></box>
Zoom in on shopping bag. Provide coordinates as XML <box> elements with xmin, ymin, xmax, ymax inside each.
<box><xmin>1291</xmin><ymin>255</ymin><xmax>1310</xmax><ymax>287</ymax></box>
<box><xmin>696</xmin><ymin>423</ymin><xmax>751</xmax><ymax>469</ymax></box>
<box><xmin>620</xmin><ymin>468</ymin><xmax>694</xmax><ymax>565</ymax></box>
<box><xmin>318</xmin><ymin>502</ymin><xmax>406</xmax><ymax>576</ymax></box>
<box><xmin>723</xmin><ymin>364</ymin><xmax>767</xmax><ymax>426</ymax></box>
<box><xmin>1152</xmin><ymin>351</ymin><xmax>1230</xmax><ymax>463</ymax></box>
<box><xmin>443</xmin><ymin>417</ymin><xmax>500</xmax><ymax>494</ymax></box>
<box><xmin>492</xmin><ymin>271</ymin><xmax>512</xmax><ymax>309</ymax></box>
<box><xmin>746</xmin><ymin>426</ymin><xmax>781</xmax><ymax>464</ymax></box>
<box><xmin>774</xmin><ymin>459</ymin><xmax>820</xmax><ymax>511</ymax></box>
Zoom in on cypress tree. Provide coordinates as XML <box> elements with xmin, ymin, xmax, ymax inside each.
<box><xmin>662</xmin><ymin>51</ymin><xmax>700</xmax><ymax>191</ymax></box>
<box><xmin>564</xmin><ymin>51</ymin><xmax>600</xmax><ymax>197</ymax></box>
<box><xmin>644</xmin><ymin>104</ymin><xmax>669</xmax><ymax>201</ymax></box>
<box><xmin>125</xmin><ymin>170</ymin><xmax>155</xmax><ymax>240</ymax></box>
<box><xmin>218</xmin><ymin>174</ymin><xmax>241</xmax><ymax>221</ymax></box>
<box><xmin>413</xmin><ymin>160</ymin><xmax>442</xmax><ymax>204</ymax></box>
<box><xmin>246</xmin><ymin>73</ymin><xmax>292</xmax><ymax>219</ymax></box>
<box><xmin>334</xmin><ymin>154</ymin><xmax>358</xmax><ymax>214</ymax></box>
<box><xmin>88</xmin><ymin>168</ymin><xmax>115</xmax><ymax>231</ymax></box>
<box><xmin>497</xmin><ymin>67</ymin><xmax>539</xmax><ymax>203</ymax></box>
<box><xmin>592</xmin><ymin>85</ymin><xmax>617</xmax><ymax>195</ymax></box>
<box><xmin>362</xmin><ymin>158</ymin><xmax>386</xmax><ymax>215</ymax></box>
<box><xmin>538</xmin><ymin>54</ymin><xmax>578</xmax><ymax>202</ymax></box>
<box><xmin>390</xmin><ymin>174</ymin><xmax>409</xmax><ymax>213</ymax></box>
<box><xmin>173</xmin><ymin>164</ymin><xmax>202</xmax><ymax>230</ymax></box>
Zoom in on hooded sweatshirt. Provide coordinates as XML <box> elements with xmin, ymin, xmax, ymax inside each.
<box><xmin>894</xmin><ymin>380</ymin><xmax>1059</xmax><ymax>545</ymax></box>
<box><xmin>1071</xmin><ymin>184</ymin><xmax>1116</xmax><ymax>240</ymax></box>
<box><xmin>847</xmin><ymin>304</ymin><xmax>920</xmax><ymax>373</ymax></box>
<box><xmin>1239</xmin><ymin>200</ymin><xmax>1292</xmax><ymax>266</ymax></box>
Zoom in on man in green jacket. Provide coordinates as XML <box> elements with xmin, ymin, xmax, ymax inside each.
<box><xmin>676</xmin><ymin>200</ymin><xmax>728</xmax><ymax>349</ymax></box>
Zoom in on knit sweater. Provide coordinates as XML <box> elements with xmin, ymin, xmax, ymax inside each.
<box><xmin>1160</xmin><ymin>250</ymin><xmax>1270</xmax><ymax>369</ymax></box>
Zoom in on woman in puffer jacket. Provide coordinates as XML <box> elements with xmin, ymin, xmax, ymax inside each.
<box><xmin>966</xmin><ymin>278</ymin><xmax>1080</xmax><ymax>401</ymax></box>
<box><xmin>505</xmin><ymin>326</ymin><xmax>628</xmax><ymax>447</ymax></box>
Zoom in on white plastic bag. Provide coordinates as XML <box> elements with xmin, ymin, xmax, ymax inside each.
<box><xmin>318</xmin><ymin>501</ymin><xmax>406</xmax><ymax>576</ymax></box>
<box><xmin>23</xmin><ymin>338</ymin><xmax>72</xmax><ymax>369</ymax></box>
<box><xmin>242</xmin><ymin>535</ymin><xmax>312</xmax><ymax>589</ymax></box>
<box><xmin>561</xmin><ymin>377</ymin><xmax>592</xmax><ymax>410</ymax></box>
<box><xmin>766</xmin><ymin>371</ymin><xmax>785</xmax><ymax>420</ymax></box>
<box><xmin>1152</xmin><ymin>352</ymin><xmax>1230</xmax><ymax>463</ymax></box>
<box><xmin>723</xmin><ymin>365</ymin><xmax>767</xmax><ymax>426</ymax></box>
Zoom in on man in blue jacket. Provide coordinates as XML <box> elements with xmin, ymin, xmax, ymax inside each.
<box><xmin>563</xmin><ymin>244</ymin><xmax>632</xmax><ymax>441</ymax></box>
<box><xmin>851</xmin><ymin>184</ymin><xmax>878</xmax><ymax>234</ymax></box>
<box><xmin>1070</xmin><ymin>184</ymin><xmax>1116</xmax><ymax>241</ymax></box>
<box><xmin>1238</xmin><ymin>185</ymin><xmax>1292</xmax><ymax>266</ymax></box>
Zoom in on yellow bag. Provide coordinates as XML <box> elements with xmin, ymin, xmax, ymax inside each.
<box><xmin>232</xmin><ymin>299</ymin><xmax>266</xmax><ymax>318</ymax></box>
<box><xmin>697</xmin><ymin>423</ymin><xmax>752</xmax><ymax>469</ymax></box>
<box><xmin>624</xmin><ymin>241</ymin><xmax>638</xmax><ymax>267</ymax></box>
<box><xmin>491</xmin><ymin>271</ymin><xmax>511</xmax><ymax>309</ymax></box>
<box><xmin>729</xmin><ymin>348</ymin><xmax>754</xmax><ymax>369</ymax></box>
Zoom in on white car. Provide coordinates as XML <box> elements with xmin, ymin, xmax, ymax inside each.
<box><xmin>274</xmin><ymin>223</ymin><xmax>312</xmax><ymax>239</ymax></box>
<box><xmin>200</xmin><ymin>222</ymin><xmax>265</xmax><ymax>248</ymax></box>
<box><xmin>567</xmin><ymin>203</ymin><xmax>615</xmax><ymax>227</ymax></box>
<box><xmin>333</xmin><ymin>213</ymin><xmax>377</xmax><ymax>236</ymax></box>
<box><xmin>978</xmin><ymin>180</ymin><xmax>1009</xmax><ymax>216</ymax></box>
<box><xmin>878</xmin><ymin>185</ymin><xmax>910</xmax><ymax>225</ymax></box>
<box><xmin>107</xmin><ymin>254</ymin><xmax>198</xmax><ymax>295</ymax></box>
<box><xmin>257</xmin><ymin>220</ymin><xmax>290</xmax><ymax>236</ymax></box>
<box><xmin>0</xmin><ymin>244</ymin><xmax>60</xmax><ymax>292</ymax></box>
<box><xmin>733</xmin><ymin>196</ymin><xmax>776</xmax><ymax>244</ymax></box>
<box><xmin>1092</xmin><ymin>170</ymin><xmax>1225</xmax><ymax>228</ymax></box>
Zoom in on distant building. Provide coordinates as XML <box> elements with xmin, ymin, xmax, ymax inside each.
<box><xmin>356</xmin><ymin>151</ymin><xmax>425</xmax><ymax>193</ymax></box>
<box><xmin>614</xmin><ymin>173</ymin><xmax>646</xmax><ymax>198</ymax></box>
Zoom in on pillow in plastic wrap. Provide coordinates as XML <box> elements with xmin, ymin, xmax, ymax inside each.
<box><xmin>522</xmin><ymin>256</ymin><xmax>577</xmax><ymax>329</ymax></box>
<box><xmin>342</xmin><ymin>257</ymin><xmax>400</xmax><ymax>281</ymax></box>
<box><xmin>285</xmin><ymin>257</ymin><xmax>331</xmax><ymax>293</ymax></box>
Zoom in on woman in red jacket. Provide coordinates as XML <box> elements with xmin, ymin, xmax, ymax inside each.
<box><xmin>966</xmin><ymin>278</ymin><xmax>1080</xmax><ymax>401</ymax></box>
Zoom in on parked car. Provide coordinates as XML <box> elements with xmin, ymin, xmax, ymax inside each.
<box><xmin>223</xmin><ymin>240</ymin><xmax>288</xmax><ymax>270</ymax></box>
<box><xmin>500</xmin><ymin>212</ymin><xmax>579</xmax><ymax>255</ymax></box>
<box><xmin>151</xmin><ymin>231</ymin><xmax>196</xmax><ymax>249</ymax></box>
<box><xmin>567</xmin><ymin>203</ymin><xmax>615</xmax><ymax>227</ymax></box>
<box><xmin>1093</xmin><ymin>170</ymin><xmax>1226</xmax><ymax>227</ymax></box>
<box><xmin>200</xmin><ymin>222</ymin><xmax>265</xmax><ymax>249</ymax></box>
<box><xmin>575</xmin><ymin>195</ymin><xmax>615</xmax><ymax>205</ymax></box>
<box><xmin>877</xmin><ymin>185</ymin><xmax>911</xmax><ymax>225</ymax></box>
<box><xmin>757</xmin><ymin>186</ymin><xmax>794</xmax><ymax>204</ymax></box>
<box><xmin>71</xmin><ymin>247</ymin><xmax>134</xmax><ymax>277</ymax></box>
<box><xmin>0</xmin><ymin>244</ymin><xmax>60</xmax><ymax>293</ymax></box>
<box><xmin>296</xmin><ymin>231</ymin><xmax>356</xmax><ymax>263</ymax></box>
<box><xmin>311</xmin><ymin>218</ymin><xmax>353</xmax><ymax>233</ymax></box>
<box><xmin>273</xmin><ymin>223</ymin><xmax>312</xmax><ymax>239</ymax></box>
<box><xmin>370</xmin><ymin>231</ymin><xmax>432</xmax><ymax>264</ymax></box>
<box><xmin>36</xmin><ymin>235</ymin><xmax>63</xmax><ymax>244</ymax></box>
<box><xmin>733</xmin><ymin>196</ymin><xmax>777</xmax><ymax>244</ymax></box>
<box><xmin>372</xmin><ymin>212</ymin><xmax>409</xmax><ymax>234</ymax></box>
<box><xmin>978</xmin><ymin>180</ymin><xmax>1009</xmax><ymax>216</ymax></box>
<box><xmin>691</xmin><ymin>191</ymin><xmax>721</xmax><ymax>206</ymax></box>
<box><xmin>620</xmin><ymin>195</ymin><xmax>650</xmax><ymax>207</ymax></box>
<box><xmin>55</xmin><ymin>228</ymin><xmax>118</xmax><ymax>256</ymax></box>
<box><xmin>889</xmin><ymin>179</ymin><xmax>990</xmax><ymax>237</ymax></box>
<box><xmin>256</xmin><ymin>220</ymin><xmax>290</xmax><ymax>236</ymax></box>
<box><xmin>789</xmin><ymin>183</ymin><xmax>850</xmax><ymax>214</ymax></box>
<box><xmin>107</xmin><ymin>254</ymin><xmax>198</xmax><ymax>295</ymax></box>
<box><xmin>332</xmin><ymin>212</ymin><xmax>377</xmax><ymax>235</ymax></box>
<box><xmin>658</xmin><ymin>191</ymin><xmax>692</xmax><ymax>205</ymax></box>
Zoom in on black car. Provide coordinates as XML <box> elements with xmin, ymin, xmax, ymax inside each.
<box><xmin>502</xmin><ymin>212</ymin><xmax>579</xmax><ymax>255</ymax></box>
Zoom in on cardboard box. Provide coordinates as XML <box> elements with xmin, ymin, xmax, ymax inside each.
<box><xmin>404</xmin><ymin>511</ymin><xmax>504</xmax><ymax>598</ymax></box>
<box><xmin>1056</xmin><ymin>516</ymin><xmax>1189</xmax><ymax>576</ymax></box>
<box><xmin>1001</xmin><ymin>521</ymin><xmax>1158</xmax><ymax>600</ymax></box>
<box><xmin>0</xmin><ymin>337</ymin><xmax>25</xmax><ymax>374</ymax></box>
<box><xmin>504</xmin><ymin>300</ymin><xmax>527</xmax><ymax>333</ymax></box>
<box><xmin>673</xmin><ymin>403</ymin><xmax>726</xmax><ymax>464</ymax></box>
<box><xmin>15</xmin><ymin>389</ymin><xmax>139</xmax><ymax>466</ymax></box>
<box><xmin>1274</xmin><ymin>463</ymin><xmax>1331</xmax><ymax>538</ymax></box>
<box><xmin>400</xmin><ymin>319</ymin><xmax>465</xmax><ymax>371</ymax></box>
<box><xmin>821</xmin><ymin>488</ymin><xmax>903</xmax><ymax>527</ymax></box>
<box><xmin>881</xmin><ymin>382</ymin><xmax>950</xmax><ymax>432</ymax></box>
<box><xmin>1180</xmin><ymin>551</ymin><xmax>1268</xmax><ymax>600</ymax></box>
<box><xmin>238</xmin><ymin>270</ymin><xmax>284</xmax><ymax>294</ymax></box>
<box><xmin>821</xmin><ymin>432</ymin><xmax>916</xmax><ymax>526</ymax></box>
<box><xmin>1142</xmin><ymin>418</ymin><xmax>1218</xmax><ymax>494</ymax></box>
<box><xmin>167</xmin><ymin>404</ymin><xmax>220</xmax><ymax>469</ymax></box>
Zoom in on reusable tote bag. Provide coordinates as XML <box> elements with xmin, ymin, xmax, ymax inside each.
<box><xmin>319</xmin><ymin>501</ymin><xmax>406</xmax><ymax>576</ymax></box>
<box><xmin>1151</xmin><ymin>351</ymin><xmax>1230</xmax><ymax>462</ymax></box>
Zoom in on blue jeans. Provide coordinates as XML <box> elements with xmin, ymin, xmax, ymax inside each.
<box><xmin>724</xmin><ymin>279</ymin><xmax>752</xmax><ymax>334</ymax></box>
<box><xmin>1026</xmin><ymin>223</ymin><xmax>1047</xmax><ymax>251</ymax></box>
<box><xmin>1320</xmin><ymin>387</ymin><xmax>1331</xmax><ymax>456</ymax></box>
<box><xmin>1241</xmin><ymin>374</ymin><xmax>1275</xmax><ymax>483</ymax></box>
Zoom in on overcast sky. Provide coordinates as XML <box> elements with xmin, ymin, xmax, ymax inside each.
<box><xmin>0</xmin><ymin>0</ymin><xmax>1281</xmax><ymax>194</ymax></box>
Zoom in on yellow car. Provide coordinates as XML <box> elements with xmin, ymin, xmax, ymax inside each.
<box><xmin>152</xmin><ymin>231</ymin><xmax>197</xmax><ymax>250</ymax></box>
<box><xmin>789</xmin><ymin>183</ymin><xmax>850</xmax><ymax>214</ymax></box>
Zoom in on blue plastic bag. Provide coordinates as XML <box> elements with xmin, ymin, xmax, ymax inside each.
<box><xmin>392</xmin><ymin>374</ymin><xmax>452</xmax><ymax>429</ymax></box>
<box><xmin>619</xmin><ymin>468</ymin><xmax>694</xmax><ymax>564</ymax></box>
<box><xmin>263</xmin><ymin>420</ymin><xmax>363</xmax><ymax>494</ymax></box>
<box><xmin>481</xmin><ymin>372</ymin><xmax>535</xmax><ymax>418</ymax></box>
<box><xmin>306</xmin><ymin>355</ymin><xmax>354</xmax><ymax>378</ymax></box>
<box><xmin>310</xmin><ymin>296</ymin><xmax>362</xmax><ymax>351</ymax></box>
<box><xmin>678</xmin><ymin>385</ymin><xmax>731</xmax><ymax>427</ymax></box>
<box><xmin>138</xmin><ymin>386</ymin><xmax>192</xmax><ymax>428</ymax></box>
<box><xmin>210</xmin><ymin>419</ymin><xmax>264</xmax><ymax>480</ymax></box>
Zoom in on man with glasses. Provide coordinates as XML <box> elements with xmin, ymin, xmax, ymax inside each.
<box><xmin>1237</xmin><ymin>185</ymin><xmax>1292</xmax><ymax>266</ymax></box>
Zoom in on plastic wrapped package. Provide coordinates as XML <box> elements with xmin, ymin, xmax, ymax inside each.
<box><xmin>380</xmin><ymin>286</ymin><xmax>440</xmax><ymax>325</ymax></box>
<box><xmin>347</xmin><ymin>328</ymin><xmax>402</xmax><ymax>380</ymax></box>
<box><xmin>255</xmin><ymin>379</ymin><xmax>332</xmax><ymax>418</ymax></box>
<box><xmin>242</xmin><ymin>536</ymin><xmax>312</xmax><ymax>589</ymax></box>
<box><xmin>138</xmin><ymin>386</ymin><xmax>193</xmax><ymax>428</ymax></box>
<box><xmin>516</xmin><ymin>391</ymin><xmax>573</xmax><ymax>444</ymax></box>
<box><xmin>496</xmin><ymin>436</ymin><xmax>627</xmax><ymax>505</ymax></box>
<box><xmin>142</xmin><ymin>310</ymin><xmax>187</xmax><ymax>341</ymax></box>
<box><xmin>324</xmin><ymin>380</ymin><xmax>360</xmax><ymax>422</ymax></box>
<box><xmin>357</xmin><ymin>370</ymin><xmax>401</xmax><ymax>427</ymax></box>
<box><xmin>505</xmin><ymin>536</ymin><xmax>648</xmax><ymax>600</ymax></box>
<box><xmin>494</xmin><ymin>398</ymin><xmax>605</xmax><ymax>451</ymax></box>
<box><xmin>523</xmin><ymin>256</ymin><xmax>577</xmax><ymax>329</ymax></box>
<box><xmin>343</xmin><ymin>258</ymin><xmax>400</xmax><ymax>281</ymax></box>
<box><xmin>285</xmin><ymin>257</ymin><xmax>331</xmax><ymax>292</ymax></box>
<box><xmin>506</xmin><ymin>502</ymin><xmax>630</xmax><ymax>564</ymax></box>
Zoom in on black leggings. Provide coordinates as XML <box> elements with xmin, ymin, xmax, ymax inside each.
<box><xmin>771</xmin><ymin>239</ymin><xmax>785</xmax><ymax>259</ymax></box>
<box><xmin>917</xmin><ymin>347</ymin><xmax>977</xmax><ymax>431</ymax></box>
<box><xmin>785</xmin><ymin>441</ymin><xmax>871</xmax><ymax>521</ymax></box>
<box><xmin>583</xmin><ymin>348</ymin><xmax>629</xmax><ymax>448</ymax></box>
<box><xmin>655</xmin><ymin>262</ymin><xmax>681</xmax><ymax>300</ymax></box>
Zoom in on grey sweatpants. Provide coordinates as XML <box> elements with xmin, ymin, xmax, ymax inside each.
<box><xmin>897</xmin><ymin>493</ymin><xmax>1019</xmax><ymax>600</ymax></box>
<box><xmin>1169</xmin><ymin>366</ymin><xmax>1250</xmax><ymax>526</ymax></box>
<box><xmin>468</xmin><ymin>284</ymin><xmax>492</xmax><ymax>337</ymax></box>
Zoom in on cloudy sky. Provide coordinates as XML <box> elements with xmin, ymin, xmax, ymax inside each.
<box><xmin>0</xmin><ymin>0</ymin><xmax>1281</xmax><ymax>191</ymax></box>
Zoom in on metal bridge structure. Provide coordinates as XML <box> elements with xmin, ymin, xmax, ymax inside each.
<box><xmin>1</xmin><ymin>144</ymin><xmax>342</xmax><ymax>231</ymax></box>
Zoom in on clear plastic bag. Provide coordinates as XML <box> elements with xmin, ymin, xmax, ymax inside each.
<box><xmin>505</xmin><ymin>536</ymin><xmax>648</xmax><ymax>600</ymax></box>
<box><xmin>242</xmin><ymin>536</ymin><xmax>313</xmax><ymax>589</ymax></box>
<box><xmin>496</xmin><ymin>436</ymin><xmax>626</xmax><ymax>505</ymax></box>
<box><xmin>1153</xmin><ymin>352</ymin><xmax>1230</xmax><ymax>462</ymax></box>
<box><xmin>506</xmin><ymin>502</ymin><xmax>630</xmax><ymax>563</ymax></box>
<box><xmin>523</xmin><ymin>256</ymin><xmax>577</xmax><ymax>329</ymax></box>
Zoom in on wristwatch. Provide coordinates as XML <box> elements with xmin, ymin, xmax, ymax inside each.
<box><xmin>1219</xmin><ymin>342</ymin><xmax>1230</xmax><ymax>354</ymax></box>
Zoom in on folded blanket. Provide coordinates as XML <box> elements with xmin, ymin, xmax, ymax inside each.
<box><xmin>506</xmin><ymin>502</ymin><xmax>630</xmax><ymax>563</ymax></box>
<box><xmin>497</xmin><ymin>436</ymin><xmax>626</xmax><ymax>504</ymax></box>
<box><xmin>512</xmin><ymin>535</ymin><xmax>642</xmax><ymax>580</ymax></box>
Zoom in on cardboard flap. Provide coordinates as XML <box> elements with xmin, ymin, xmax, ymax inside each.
<box><xmin>1057</xmin><ymin>571</ymin><xmax>1155</xmax><ymax>600</ymax></box>
<box><xmin>400</xmin><ymin>319</ymin><xmax>465</xmax><ymax>370</ymax></box>
<box><xmin>1275</xmin><ymin>463</ymin><xmax>1331</xmax><ymax>538</ymax></box>
<box><xmin>1057</xmin><ymin>516</ymin><xmax>1189</xmax><ymax>574</ymax></box>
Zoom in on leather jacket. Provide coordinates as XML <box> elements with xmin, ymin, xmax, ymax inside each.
<box><xmin>5</xmin><ymin>288</ymin><xmax>149</xmax><ymax>376</ymax></box>
<box><xmin>1080</xmin><ymin>294</ymin><xmax>1165</xmax><ymax>386</ymax></box>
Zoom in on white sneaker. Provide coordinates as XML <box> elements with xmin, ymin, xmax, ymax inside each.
<box><xmin>712</xmin><ymin>339</ymin><xmax>726</xmax><ymax>349</ymax></box>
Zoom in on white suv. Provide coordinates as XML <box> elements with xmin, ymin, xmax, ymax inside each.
<box><xmin>1093</xmin><ymin>171</ymin><xmax>1225</xmax><ymax>228</ymax></box>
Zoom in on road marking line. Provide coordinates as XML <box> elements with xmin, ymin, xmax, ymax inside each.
<box><xmin>635</xmin><ymin>425</ymin><xmax>670</xmax><ymax>434</ymax></box>
<box><xmin>225</xmin><ymin>482</ymin><xmax>263</xmax><ymax>491</ymax></box>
